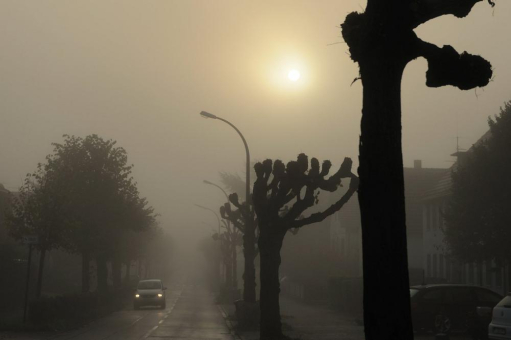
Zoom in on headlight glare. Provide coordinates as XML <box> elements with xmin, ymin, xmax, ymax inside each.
<box><xmin>135</xmin><ymin>294</ymin><xmax>140</xmax><ymax>298</ymax></box>
<box><xmin>158</xmin><ymin>294</ymin><xmax>163</xmax><ymax>298</ymax></box>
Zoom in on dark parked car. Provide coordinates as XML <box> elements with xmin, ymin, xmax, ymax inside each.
<box><xmin>410</xmin><ymin>284</ymin><xmax>502</xmax><ymax>337</ymax></box>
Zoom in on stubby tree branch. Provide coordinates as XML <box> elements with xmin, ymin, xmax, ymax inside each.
<box><xmin>416</xmin><ymin>38</ymin><xmax>493</xmax><ymax>90</ymax></box>
<box><xmin>292</xmin><ymin>174</ymin><xmax>359</xmax><ymax>229</ymax></box>
<box><xmin>408</xmin><ymin>0</ymin><xmax>486</xmax><ymax>29</ymax></box>
<box><xmin>253</xmin><ymin>154</ymin><xmax>358</xmax><ymax>232</ymax></box>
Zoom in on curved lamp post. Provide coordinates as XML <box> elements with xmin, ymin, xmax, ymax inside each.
<box><xmin>203</xmin><ymin>180</ymin><xmax>230</xmax><ymax>203</ymax></box>
<box><xmin>199</xmin><ymin>111</ymin><xmax>250</xmax><ymax>207</ymax></box>
<box><xmin>200</xmin><ymin>110</ymin><xmax>256</xmax><ymax>303</ymax></box>
<box><xmin>195</xmin><ymin>204</ymin><xmax>221</xmax><ymax>233</ymax></box>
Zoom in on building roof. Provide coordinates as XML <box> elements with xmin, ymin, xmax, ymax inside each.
<box><xmin>423</xmin><ymin>129</ymin><xmax>492</xmax><ymax>201</ymax></box>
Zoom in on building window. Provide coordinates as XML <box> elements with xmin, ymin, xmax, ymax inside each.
<box><xmin>446</xmin><ymin>260</ymin><xmax>451</xmax><ymax>282</ymax></box>
<box><xmin>433</xmin><ymin>254</ymin><xmax>438</xmax><ymax>278</ymax></box>
<box><xmin>425</xmin><ymin>205</ymin><xmax>430</xmax><ymax>231</ymax></box>
<box><xmin>439</xmin><ymin>254</ymin><xmax>444</xmax><ymax>279</ymax></box>
<box><xmin>486</xmin><ymin>262</ymin><xmax>493</xmax><ymax>286</ymax></box>
<box><xmin>468</xmin><ymin>263</ymin><xmax>474</xmax><ymax>284</ymax></box>
<box><xmin>427</xmin><ymin>254</ymin><xmax>431</xmax><ymax>277</ymax></box>
<box><xmin>496</xmin><ymin>267</ymin><xmax>503</xmax><ymax>287</ymax></box>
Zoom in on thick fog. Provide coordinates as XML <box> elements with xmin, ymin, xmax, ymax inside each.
<box><xmin>1</xmin><ymin>0</ymin><xmax>511</xmax><ymax>264</ymax></box>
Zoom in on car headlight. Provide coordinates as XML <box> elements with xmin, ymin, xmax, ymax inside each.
<box><xmin>135</xmin><ymin>294</ymin><xmax>140</xmax><ymax>298</ymax></box>
<box><xmin>158</xmin><ymin>294</ymin><xmax>163</xmax><ymax>298</ymax></box>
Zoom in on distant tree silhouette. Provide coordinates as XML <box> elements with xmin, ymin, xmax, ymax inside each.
<box><xmin>252</xmin><ymin>154</ymin><xmax>358</xmax><ymax>340</ymax></box>
<box><xmin>220</xmin><ymin>197</ymin><xmax>258</xmax><ymax>302</ymax></box>
<box><xmin>341</xmin><ymin>1</ymin><xmax>495</xmax><ymax>339</ymax></box>
<box><xmin>219</xmin><ymin>169</ymin><xmax>258</xmax><ymax>304</ymax></box>
<box><xmin>36</xmin><ymin>135</ymin><xmax>155</xmax><ymax>293</ymax></box>
<box><xmin>213</xmin><ymin>220</ymin><xmax>242</xmax><ymax>293</ymax></box>
<box><xmin>8</xmin><ymin>169</ymin><xmax>66</xmax><ymax>298</ymax></box>
<box><xmin>444</xmin><ymin>100</ymin><xmax>511</xmax><ymax>272</ymax></box>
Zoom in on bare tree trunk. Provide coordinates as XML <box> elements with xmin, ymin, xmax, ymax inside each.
<box><xmin>258</xmin><ymin>228</ymin><xmax>286</xmax><ymax>340</ymax></box>
<box><xmin>96</xmin><ymin>254</ymin><xmax>108</xmax><ymax>294</ymax></box>
<box><xmin>232</xmin><ymin>243</ymin><xmax>238</xmax><ymax>289</ymax></box>
<box><xmin>225</xmin><ymin>256</ymin><xmax>233</xmax><ymax>288</ymax></box>
<box><xmin>82</xmin><ymin>251</ymin><xmax>90</xmax><ymax>293</ymax></box>
<box><xmin>243</xmin><ymin>221</ymin><xmax>257</xmax><ymax>302</ymax></box>
<box><xmin>125</xmin><ymin>260</ymin><xmax>131</xmax><ymax>284</ymax></box>
<box><xmin>358</xmin><ymin>58</ymin><xmax>413</xmax><ymax>340</ymax></box>
<box><xmin>35</xmin><ymin>248</ymin><xmax>46</xmax><ymax>298</ymax></box>
<box><xmin>112</xmin><ymin>253</ymin><xmax>122</xmax><ymax>290</ymax></box>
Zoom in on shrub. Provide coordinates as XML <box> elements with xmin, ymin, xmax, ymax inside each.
<box><xmin>28</xmin><ymin>291</ymin><xmax>126</xmax><ymax>330</ymax></box>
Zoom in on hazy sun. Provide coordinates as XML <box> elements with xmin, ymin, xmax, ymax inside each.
<box><xmin>288</xmin><ymin>69</ymin><xmax>300</xmax><ymax>82</ymax></box>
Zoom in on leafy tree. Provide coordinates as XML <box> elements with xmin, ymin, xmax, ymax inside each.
<box><xmin>252</xmin><ymin>154</ymin><xmax>358</xmax><ymax>339</ymax></box>
<box><xmin>41</xmin><ymin>134</ymin><xmax>156</xmax><ymax>293</ymax></box>
<box><xmin>444</xmin><ymin>101</ymin><xmax>511</xmax><ymax>269</ymax></box>
<box><xmin>340</xmin><ymin>1</ymin><xmax>495</xmax><ymax>339</ymax></box>
<box><xmin>8</xmin><ymin>167</ymin><xmax>67</xmax><ymax>298</ymax></box>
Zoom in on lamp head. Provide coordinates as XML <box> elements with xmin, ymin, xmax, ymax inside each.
<box><xmin>200</xmin><ymin>111</ymin><xmax>217</xmax><ymax>119</ymax></box>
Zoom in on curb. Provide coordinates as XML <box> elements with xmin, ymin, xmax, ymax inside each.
<box><xmin>217</xmin><ymin>305</ymin><xmax>243</xmax><ymax>340</ymax></box>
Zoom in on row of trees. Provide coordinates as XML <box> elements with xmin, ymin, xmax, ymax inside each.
<box><xmin>8</xmin><ymin>134</ymin><xmax>160</xmax><ymax>297</ymax></box>
<box><xmin>212</xmin><ymin>154</ymin><xmax>358</xmax><ymax>338</ymax></box>
<box><xmin>444</xmin><ymin>101</ymin><xmax>511</xmax><ymax>278</ymax></box>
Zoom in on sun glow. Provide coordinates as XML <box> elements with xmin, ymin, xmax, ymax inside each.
<box><xmin>288</xmin><ymin>69</ymin><xmax>300</xmax><ymax>82</ymax></box>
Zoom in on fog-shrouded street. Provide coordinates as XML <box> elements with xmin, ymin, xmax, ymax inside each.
<box><xmin>50</xmin><ymin>285</ymin><xmax>233</xmax><ymax>340</ymax></box>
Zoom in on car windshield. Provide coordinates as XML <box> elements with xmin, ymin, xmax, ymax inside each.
<box><xmin>410</xmin><ymin>289</ymin><xmax>419</xmax><ymax>298</ymax></box>
<box><xmin>138</xmin><ymin>281</ymin><xmax>161</xmax><ymax>290</ymax></box>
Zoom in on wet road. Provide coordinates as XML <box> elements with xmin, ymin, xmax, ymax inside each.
<box><xmin>55</xmin><ymin>285</ymin><xmax>234</xmax><ymax>340</ymax></box>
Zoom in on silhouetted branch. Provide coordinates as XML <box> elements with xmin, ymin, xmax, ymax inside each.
<box><xmin>291</xmin><ymin>174</ymin><xmax>359</xmax><ymax>229</ymax></box>
<box><xmin>408</xmin><ymin>0</ymin><xmax>483</xmax><ymax>29</ymax></box>
<box><xmin>416</xmin><ymin>38</ymin><xmax>493</xmax><ymax>90</ymax></box>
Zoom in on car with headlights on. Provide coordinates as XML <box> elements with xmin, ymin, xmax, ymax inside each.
<box><xmin>133</xmin><ymin>279</ymin><xmax>167</xmax><ymax>309</ymax></box>
<box><xmin>488</xmin><ymin>294</ymin><xmax>511</xmax><ymax>340</ymax></box>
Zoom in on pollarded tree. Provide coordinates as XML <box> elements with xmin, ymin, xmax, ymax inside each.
<box><xmin>341</xmin><ymin>1</ymin><xmax>495</xmax><ymax>339</ymax></box>
<box><xmin>252</xmin><ymin>154</ymin><xmax>358</xmax><ymax>340</ymax></box>
<box><xmin>219</xmin><ymin>170</ymin><xmax>258</xmax><ymax>304</ymax></box>
<box><xmin>444</xmin><ymin>100</ymin><xmax>511</xmax><ymax>272</ymax></box>
<box><xmin>220</xmin><ymin>198</ymin><xmax>259</xmax><ymax>299</ymax></box>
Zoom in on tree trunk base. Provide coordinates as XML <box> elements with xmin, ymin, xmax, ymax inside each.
<box><xmin>235</xmin><ymin>300</ymin><xmax>260</xmax><ymax>330</ymax></box>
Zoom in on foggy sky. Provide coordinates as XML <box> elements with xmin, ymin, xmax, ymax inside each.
<box><xmin>1</xmin><ymin>1</ymin><xmax>511</xmax><ymax>253</ymax></box>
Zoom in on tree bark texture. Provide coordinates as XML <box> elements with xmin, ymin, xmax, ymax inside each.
<box><xmin>258</xmin><ymin>228</ymin><xmax>286</xmax><ymax>340</ymax></box>
<box><xmin>232</xmin><ymin>243</ymin><xmax>238</xmax><ymax>289</ymax></box>
<box><xmin>243</xmin><ymin>222</ymin><xmax>257</xmax><ymax>302</ymax></box>
<box><xmin>342</xmin><ymin>1</ymin><xmax>493</xmax><ymax>338</ymax></box>
<box><xmin>358</xmin><ymin>59</ymin><xmax>413</xmax><ymax>340</ymax></box>
<box><xmin>35</xmin><ymin>248</ymin><xmax>46</xmax><ymax>298</ymax></box>
<box><xmin>82</xmin><ymin>251</ymin><xmax>90</xmax><ymax>293</ymax></box>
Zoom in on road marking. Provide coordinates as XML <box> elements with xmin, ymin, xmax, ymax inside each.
<box><xmin>143</xmin><ymin>289</ymin><xmax>182</xmax><ymax>338</ymax></box>
<box><xmin>143</xmin><ymin>325</ymin><xmax>159</xmax><ymax>338</ymax></box>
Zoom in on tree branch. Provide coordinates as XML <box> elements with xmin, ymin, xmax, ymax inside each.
<box><xmin>416</xmin><ymin>38</ymin><xmax>492</xmax><ymax>90</ymax></box>
<box><xmin>409</xmin><ymin>0</ymin><xmax>483</xmax><ymax>29</ymax></box>
<box><xmin>290</xmin><ymin>174</ymin><xmax>359</xmax><ymax>229</ymax></box>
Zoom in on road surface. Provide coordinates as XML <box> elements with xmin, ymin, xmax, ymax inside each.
<box><xmin>53</xmin><ymin>285</ymin><xmax>234</xmax><ymax>340</ymax></box>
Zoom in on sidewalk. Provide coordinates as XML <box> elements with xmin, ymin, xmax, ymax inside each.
<box><xmin>221</xmin><ymin>296</ymin><xmax>364</xmax><ymax>340</ymax></box>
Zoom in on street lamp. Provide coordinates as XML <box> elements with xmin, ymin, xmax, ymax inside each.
<box><xmin>195</xmin><ymin>204</ymin><xmax>221</xmax><ymax>233</ymax></box>
<box><xmin>199</xmin><ymin>111</ymin><xmax>251</xmax><ymax>207</ymax></box>
<box><xmin>203</xmin><ymin>180</ymin><xmax>230</xmax><ymax>203</ymax></box>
